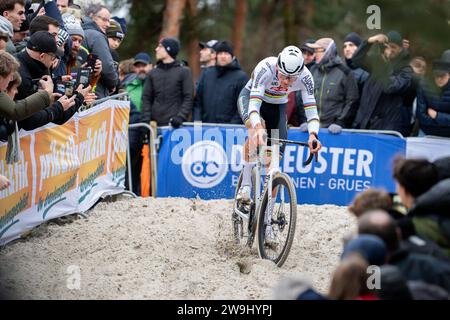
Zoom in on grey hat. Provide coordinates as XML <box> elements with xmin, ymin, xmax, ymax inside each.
<box><xmin>62</xmin><ymin>13</ymin><xmax>85</xmax><ymax>38</ymax></box>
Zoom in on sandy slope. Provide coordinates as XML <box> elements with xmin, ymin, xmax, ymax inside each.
<box><xmin>0</xmin><ymin>196</ymin><xmax>355</xmax><ymax>299</ymax></box>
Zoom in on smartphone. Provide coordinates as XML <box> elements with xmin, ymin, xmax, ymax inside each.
<box><xmin>86</xmin><ymin>53</ymin><xmax>98</xmax><ymax>70</ymax></box>
<box><xmin>76</xmin><ymin>67</ymin><xmax>91</xmax><ymax>88</ymax></box>
<box><xmin>64</xmin><ymin>81</ymin><xmax>75</xmax><ymax>97</ymax></box>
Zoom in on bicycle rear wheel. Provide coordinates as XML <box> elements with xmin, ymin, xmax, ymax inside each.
<box><xmin>256</xmin><ymin>172</ymin><xmax>297</xmax><ymax>267</ymax></box>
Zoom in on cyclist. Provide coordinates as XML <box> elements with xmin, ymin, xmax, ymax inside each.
<box><xmin>236</xmin><ymin>45</ymin><xmax>322</xmax><ymax>244</ymax></box>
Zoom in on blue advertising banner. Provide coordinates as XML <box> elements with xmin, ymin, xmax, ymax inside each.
<box><xmin>157</xmin><ymin>125</ymin><xmax>406</xmax><ymax>206</ymax></box>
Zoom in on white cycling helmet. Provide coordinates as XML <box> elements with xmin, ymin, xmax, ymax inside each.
<box><xmin>277</xmin><ymin>45</ymin><xmax>304</xmax><ymax>76</ymax></box>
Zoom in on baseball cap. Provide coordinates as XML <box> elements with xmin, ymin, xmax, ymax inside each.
<box><xmin>306</xmin><ymin>38</ymin><xmax>334</xmax><ymax>51</ymax></box>
<box><xmin>199</xmin><ymin>39</ymin><xmax>219</xmax><ymax>51</ymax></box>
<box><xmin>134</xmin><ymin>52</ymin><xmax>151</xmax><ymax>65</ymax></box>
<box><xmin>27</xmin><ymin>31</ymin><xmax>64</xmax><ymax>57</ymax></box>
<box><xmin>300</xmin><ymin>39</ymin><xmax>316</xmax><ymax>54</ymax></box>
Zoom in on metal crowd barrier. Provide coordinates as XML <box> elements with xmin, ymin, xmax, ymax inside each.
<box><xmin>126</xmin><ymin>123</ymin><xmax>158</xmax><ymax>196</ymax></box>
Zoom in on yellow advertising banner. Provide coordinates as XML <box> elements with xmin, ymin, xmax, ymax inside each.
<box><xmin>34</xmin><ymin>120</ymin><xmax>79</xmax><ymax>219</ymax></box>
<box><xmin>77</xmin><ymin>108</ymin><xmax>111</xmax><ymax>205</ymax></box>
<box><xmin>0</xmin><ymin>135</ymin><xmax>33</xmax><ymax>237</ymax></box>
<box><xmin>0</xmin><ymin>100</ymin><xmax>130</xmax><ymax>245</ymax></box>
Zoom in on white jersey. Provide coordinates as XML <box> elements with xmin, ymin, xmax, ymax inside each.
<box><xmin>245</xmin><ymin>57</ymin><xmax>320</xmax><ymax>133</ymax></box>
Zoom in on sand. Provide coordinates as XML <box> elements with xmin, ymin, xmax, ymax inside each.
<box><xmin>0</xmin><ymin>196</ymin><xmax>355</xmax><ymax>299</ymax></box>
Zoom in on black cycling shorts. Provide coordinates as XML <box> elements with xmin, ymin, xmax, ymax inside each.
<box><xmin>237</xmin><ymin>88</ymin><xmax>288</xmax><ymax>154</ymax></box>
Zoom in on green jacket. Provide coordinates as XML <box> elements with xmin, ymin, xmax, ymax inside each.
<box><xmin>0</xmin><ymin>91</ymin><xmax>51</xmax><ymax>121</ymax></box>
<box><xmin>126</xmin><ymin>78</ymin><xmax>145</xmax><ymax>112</ymax></box>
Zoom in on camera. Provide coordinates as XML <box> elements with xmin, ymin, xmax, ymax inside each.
<box><xmin>54</xmin><ymin>77</ymin><xmax>75</xmax><ymax>97</ymax></box>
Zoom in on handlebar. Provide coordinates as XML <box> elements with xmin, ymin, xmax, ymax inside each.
<box><xmin>267</xmin><ymin>138</ymin><xmax>318</xmax><ymax>166</ymax></box>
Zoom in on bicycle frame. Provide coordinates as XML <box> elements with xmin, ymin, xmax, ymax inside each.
<box><xmin>233</xmin><ymin>143</ymin><xmax>283</xmax><ymax>225</ymax></box>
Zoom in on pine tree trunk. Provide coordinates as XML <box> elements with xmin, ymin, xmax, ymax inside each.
<box><xmin>186</xmin><ymin>0</ymin><xmax>200</xmax><ymax>83</ymax></box>
<box><xmin>283</xmin><ymin>0</ymin><xmax>295</xmax><ymax>45</ymax></box>
<box><xmin>231</xmin><ymin>0</ymin><xmax>247</xmax><ymax>60</ymax></box>
<box><xmin>161</xmin><ymin>0</ymin><xmax>187</xmax><ymax>38</ymax></box>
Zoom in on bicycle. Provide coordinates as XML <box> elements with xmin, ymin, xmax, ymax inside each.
<box><xmin>232</xmin><ymin>137</ymin><xmax>318</xmax><ymax>267</ymax></box>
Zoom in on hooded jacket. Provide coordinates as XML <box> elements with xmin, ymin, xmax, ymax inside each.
<box><xmin>141</xmin><ymin>60</ymin><xmax>193</xmax><ymax>126</ymax></box>
<box><xmin>352</xmin><ymin>40</ymin><xmax>413</xmax><ymax>136</ymax></box>
<box><xmin>308</xmin><ymin>54</ymin><xmax>359</xmax><ymax>128</ymax></box>
<box><xmin>193</xmin><ymin>58</ymin><xmax>249</xmax><ymax>124</ymax></box>
<box><xmin>82</xmin><ymin>16</ymin><xmax>119</xmax><ymax>98</ymax></box>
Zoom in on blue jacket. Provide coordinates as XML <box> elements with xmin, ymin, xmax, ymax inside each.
<box><xmin>416</xmin><ymin>81</ymin><xmax>450</xmax><ymax>137</ymax></box>
<box><xmin>193</xmin><ymin>58</ymin><xmax>248</xmax><ymax>124</ymax></box>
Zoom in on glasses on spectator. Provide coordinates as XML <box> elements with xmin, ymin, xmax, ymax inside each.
<box><xmin>96</xmin><ymin>14</ymin><xmax>110</xmax><ymax>23</ymax></box>
<box><xmin>45</xmin><ymin>52</ymin><xmax>57</xmax><ymax>61</ymax></box>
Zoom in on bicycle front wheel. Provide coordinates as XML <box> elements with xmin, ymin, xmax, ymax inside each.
<box><xmin>256</xmin><ymin>172</ymin><xmax>297</xmax><ymax>267</ymax></box>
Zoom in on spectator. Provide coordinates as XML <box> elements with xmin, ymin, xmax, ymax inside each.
<box><xmin>118</xmin><ymin>55</ymin><xmax>149</xmax><ymax>195</ymax></box>
<box><xmin>352</xmin><ymin>31</ymin><xmax>414</xmax><ymax>136</ymax></box>
<box><xmin>15</xmin><ymin>31</ymin><xmax>63</xmax><ymax>100</ymax></box>
<box><xmin>328</xmin><ymin>253</ymin><xmax>376</xmax><ymax>300</ymax></box>
<box><xmin>349</xmin><ymin>188</ymin><xmax>394</xmax><ymax>218</ymax></box>
<box><xmin>301</xmin><ymin>37</ymin><xmax>359</xmax><ymax>133</ymax></box>
<box><xmin>416</xmin><ymin>50</ymin><xmax>450</xmax><ymax>137</ymax></box>
<box><xmin>63</xmin><ymin>12</ymin><xmax>102</xmax><ymax>86</ymax></box>
<box><xmin>342</xmin><ymin>32</ymin><xmax>369</xmax><ymax>94</ymax></box>
<box><xmin>106</xmin><ymin>18</ymin><xmax>124</xmax><ymax>65</ymax></box>
<box><xmin>12</xmin><ymin>15</ymin><xmax>29</xmax><ymax>52</ymax></box>
<box><xmin>0</xmin><ymin>0</ymin><xmax>26</xmax><ymax>54</ymax></box>
<box><xmin>410</xmin><ymin>56</ymin><xmax>427</xmax><ymax>77</ymax></box>
<box><xmin>193</xmin><ymin>40</ymin><xmax>249</xmax><ymax>124</ymax></box>
<box><xmin>199</xmin><ymin>39</ymin><xmax>218</xmax><ymax>69</ymax></box>
<box><xmin>63</xmin><ymin>13</ymin><xmax>85</xmax><ymax>70</ymax></box>
<box><xmin>358</xmin><ymin>210</ymin><xmax>450</xmax><ymax>292</ymax></box>
<box><xmin>124</xmin><ymin>53</ymin><xmax>152</xmax><ymax>112</ymax></box>
<box><xmin>57</xmin><ymin>0</ymin><xmax>71</xmax><ymax>13</ymax></box>
<box><xmin>13</xmin><ymin>31</ymin><xmax>92</xmax><ymax>134</ymax></box>
<box><xmin>375</xmin><ymin>265</ymin><xmax>413</xmax><ymax>300</ymax></box>
<box><xmin>300</xmin><ymin>39</ymin><xmax>316</xmax><ymax>69</ymax></box>
<box><xmin>289</xmin><ymin>39</ymin><xmax>316</xmax><ymax>127</ymax></box>
<box><xmin>141</xmin><ymin>37</ymin><xmax>193</xmax><ymax>127</ymax></box>
<box><xmin>393</xmin><ymin>156</ymin><xmax>450</xmax><ymax>257</ymax></box>
<box><xmin>0</xmin><ymin>31</ymin><xmax>8</xmax><ymax>51</ymax></box>
<box><xmin>341</xmin><ymin>234</ymin><xmax>387</xmax><ymax>266</ymax></box>
<box><xmin>0</xmin><ymin>51</ymin><xmax>54</xmax><ymax>122</ymax></box>
<box><xmin>82</xmin><ymin>4</ymin><xmax>119</xmax><ymax>98</ymax></box>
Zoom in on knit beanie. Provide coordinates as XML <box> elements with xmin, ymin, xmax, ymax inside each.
<box><xmin>387</xmin><ymin>30</ymin><xmax>403</xmax><ymax>47</ymax></box>
<box><xmin>160</xmin><ymin>37</ymin><xmax>180</xmax><ymax>59</ymax></box>
<box><xmin>106</xmin><ymin>20</ymin><xmax>124</xmax><ymax>40</ymax></box>
<box><xmin>344</xmin><ymin>32</ymin><xmax>362</xmax><ymax>47</ymax></box>
<box><xmin>215</xmin><ymin>41</ymin><xmax>234</xmax><ymax>56</ymax></box>
<box><xmin>62</xmin><ymin>13</ymin><xmax>85</xmax><ymax>38</ymax></box>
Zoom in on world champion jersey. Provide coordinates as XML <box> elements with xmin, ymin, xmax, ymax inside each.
<box><xmin>244</xmin><ymin>57</ymin><xmax>320</xmax><ymax>133</ymax></box>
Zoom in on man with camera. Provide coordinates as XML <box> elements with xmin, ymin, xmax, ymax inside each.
<box><xmin>15</xmin><ymin>31</ymin><xmax>93</xmax><ymax>131</ymax></box>
<box><xmin>351</xmin><ymin>31</ymin><xmax>414</xmax><ymax>136</ymax></box>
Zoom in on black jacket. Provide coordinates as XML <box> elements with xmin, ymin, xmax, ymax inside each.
<box><xmin>141</xmin><ymin>61</ymin><xmax>193</xmax><ymax>125</ymax></box>
<box><xmin>193</xmin><ymin>58</ymin><xmax>248</xmax><ymax>124</ymax></box>
<box><xmin>16</xmin><ymin>50</ymin><xmax>50</xmax><ymax>101</ymax></box>
<box><xmin>352</xmin><ymin>40</ymin><xmax>413</xmax><ymax>136</ymax></box>
<box><xmin>416</xmin><ymin>81</ymin><xmax>450</xmax><ymax>137</ymax></box>
<box><xmin>389</xmin><ymin>248</ymin><xmax>450</xmax><ymax>292</ymax></box>
<box><xmin>19</xmin><ymin>92</ymin><xmax>85</xmax><ymax>131</ymax></box>
<box><xmin>308</xmin><ymin>56</ymin><xmax>359</xmax><ymax>128</ymax></box>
